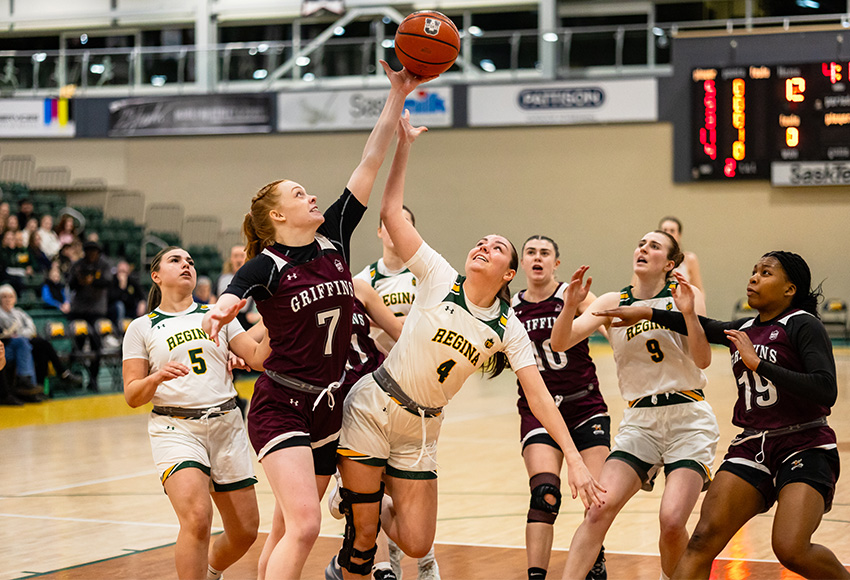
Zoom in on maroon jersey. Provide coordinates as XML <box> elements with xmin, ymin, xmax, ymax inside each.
<box><xmin>344</xmin><ymin>297</ymin><xmax>385</xmax><ymax>388</ymax></box>
<box><xmin>512</xmin><ymin>283</ymin><xmax>606</xmax><ymax>426</ymax></box>
<box><xmin>729</xmin><ymin>310</ymin><xmax>834</xmax><ymax>430</ymax></box>
<box><xmin>255</xmin><ymin>238</ymin><xmax>354</xmax><ymax>386</ymax></box>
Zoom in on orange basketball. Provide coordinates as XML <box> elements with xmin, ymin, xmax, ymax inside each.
<box><xmin>394</xmin><ymin>11</ymin><xmax>460</xmax><ymax>77</ymax></box>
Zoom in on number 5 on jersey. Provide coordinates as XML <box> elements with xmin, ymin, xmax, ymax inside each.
<box><xmin>188</xmin><ymin>348</ymin><xmax>207</xmax><ymax>374</ymax></box>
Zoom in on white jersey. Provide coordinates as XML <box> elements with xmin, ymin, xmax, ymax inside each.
<box><xmin>608</xmin><ymin>282</ymin><xmax>706</xmax><ymax>401</ymax></box>
<box><xmin>382</xmin><ymin>243</ymin><xmax>535</xmax><ymax>408</ymax></box>
<box><xmin>123</xmin><ymin>303</ymin><xmax>245</xmax><ymax>408</ymax></box>
<box><xmin>354</xmin><ymin>258</ymin><xmax>417</xmax><ymax>352</ymax></box>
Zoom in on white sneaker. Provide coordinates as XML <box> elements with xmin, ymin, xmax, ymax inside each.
<box><xmin>417</xmin><ymin>547</ymin><xmax>440</xmax><ymax>580</ymax></box>
<box><xmin>325</xmin><ymin>555</ymin><xmax>343</xmax><ymax>580</ymax></box>
<box><xmin>388</xmin><ymin>538</ymin><xmax>404</xmax><ymax>580</ymax></box>
<box><xmin>328</xmin><ymin>470</ymin><xmax>343</xmax><ymax>520</ymax></box>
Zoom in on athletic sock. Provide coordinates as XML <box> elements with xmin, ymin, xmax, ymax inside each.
<box><xmin>659</xmin><ymin>571</ymin><xmax>670</xmax><ymax>580</ymax></box>
<box><xmin>207</xmin><ymin>565</ymin><xmax>223</xmax><ymax>580</ymax></box>
<box><xmin>528</xmin><ymin>567</ymin><xmax>547</xmax><ymax>579</ymax></box>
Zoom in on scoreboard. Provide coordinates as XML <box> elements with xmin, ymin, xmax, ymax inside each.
<box><xmin>691</xmin><ymin>62</ymin><xmax>850</xmax><ymax>183</ymax></box>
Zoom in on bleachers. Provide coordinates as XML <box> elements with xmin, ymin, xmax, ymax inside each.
<box><xmin>0</xmin><ymin>161</ymin><xmax>247</xmax><ymax>398</ymax></box>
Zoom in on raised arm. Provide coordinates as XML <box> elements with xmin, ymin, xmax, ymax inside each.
<box><xmin>515</xmin><ymin>365</ymin><xmax>605</xmax><ymax>508</ymax></box>
<box><xmin>353</xmin><ymin>278</ymin><xmax>403</xmax><ymax>342</ymax></box>
<box><xmin>346</xmin><ymin>63</ymin><xmax>433</xmax><ymax>206</ymax></box>
<box><xmin>202</xmin><ymin>295</ymin><xmax>245</xmax><ymax>346</ymax></box>
<box><xmin>550</xmin><ymin>266</ymin><xmax>617</xmax><ymax>351</ymax></box>
<box><xmin>671</xmin><ymin>273</ymin><xmax>711</xmax><ymax>369</ymax></box>
<box><xmin>379</xmin><ymin>111</ymin><xmax>428</xmax><ymax>263</ymax></box>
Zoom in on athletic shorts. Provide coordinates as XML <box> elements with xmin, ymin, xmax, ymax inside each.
<box><xmin>610</xmin><ymin>399</ymin><xmax>719</xmax><ymax>491</ymax></box>
<box><xmin>338</xmin><ymin>373</ymin><xmax>440</xmax><ymax>479</ymax></box>
<box><xmin>719</xmin><ymin>425</ymin><xmax>839</xmax><ymax>512</ymax></box>
<box><xmin>522</xmin><ymin>414</ymin><xmax>611</xmax><ymax>454</ymax></box>
<box><xmin>247</xmin><ymin>372</ymin><xmax>343</xmax><ymax>466</ymax></box>
<box><xmin>148</xmin><ymin>409</ymin><xmax>257</xmax><ymax>492</ymax></box>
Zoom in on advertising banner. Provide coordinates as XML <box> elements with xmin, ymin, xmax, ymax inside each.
<box><xmin>468</xmin><ymin>79</ymin><xmax>657</xmax><ymax>127</ymax></box>
<box><xmin>771</xmin><ymin>161</ymin><xmax>850</xmax><ymax>186</ymax></box>
<box><xmin>278</xmin><ymin>87</ymin><xmax>452</xmax><ymax>131</ymax></box>
<box><xmin>108</xmin><ymin>94</ymin><xmax>274</xmax><ymax>136</ymax></box>
<box><xmin>0</xmin><ymin>98</ymin><xmax>75</xmax><ymax>138</ymax></box>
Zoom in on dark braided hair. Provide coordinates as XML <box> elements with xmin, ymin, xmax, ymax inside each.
<box><xmin>762</xmin><ymin>251</ymin><xmax>822</xmax><ymax>317</ymax></box>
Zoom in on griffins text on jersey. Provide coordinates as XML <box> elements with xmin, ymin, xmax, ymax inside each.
<box><xmin>522</xmin><ymin>316</ymin><xmax>557</xmax><ymax>333</ymax></box>
<box><xmin>731</xmin><ymin>343</ymin><xmax>778</xmax><ymax>365</ymax></box>
<box><xmin>290</xmin><ymin>280</ymin><xmax>355</xmax><ymax>313</ymax></box>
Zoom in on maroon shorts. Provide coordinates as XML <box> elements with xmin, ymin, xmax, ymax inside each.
<box><xmin>519</xmin><ymin>388</ymin><xmax>609</xmax><ymax>450</ymax></box>
<box><xmin>719</xmin><ymin>425</ymin><xmax>839</xmax><ymax>512</ymax></box>
<box><xmin>247</xmin><ymin>373</ymin><xmax>344</xmax><ymax>468</ymax></box>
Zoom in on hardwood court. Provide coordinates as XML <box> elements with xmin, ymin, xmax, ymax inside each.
<box><xmin>2</xmin><ymin>344</ymin><xmax>849</xmax><ymax>580</ymax></box>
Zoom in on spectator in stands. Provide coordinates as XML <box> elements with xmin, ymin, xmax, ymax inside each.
<box><xmin>5</xmin><ymin>214</ymin><xmax>20</xmax><ymax>235</ymax></box>
<box><xmin>217</xmin><ymin>244</ymin><xmax>258</xmax><ymax>329</ymax></box>
<box><xmin>56</xmin><ymin>215</ymin><xmax>79</xmax><ymax>247</ymax></box>
<box><xmin>0</xmin><ymin>230</ymin><xmax>26</xmax><ymax>293</ymax></box>
<box><xmin>67</xmin><ymin>240</ymin><xmax>112</xmax><ymax>391</ymax></box>
<box><xmin>12</xmin><ymin>231</ymin><xmax>35</xmax><ymax>276</ymax></box>
<box><xmin>21</xmin><ymin>216</ymin><xmax>38</xmax><ymax>246</ymax></box>
<box><xmin>42</xmin><ymin>261</ymin><xmax>70</xmax><ymax>314</ymax></box>
<box><xmin>27</xmin><ymin>230</ymin><xmax>51</xmax><ymax>273</ymax></box>
<box><xmin>108</xmin><ymin>259</ymin><xmax>145</xmax><ymax>324</ymax></box>
<box><xmin>0</xmin><ymin>284</ymin><xmax>81</xmax><ymax>393</ymax></box>
<box><xmin>193</xmin><ymin>275</ymin><xmax>215</xmax><ymax>305</ymax></box>
<box><xmin>57</xmin><ymin>240</ymin><xmax>83</xmax><ymax>278</ymax></box>
<box><xmin>0</xmin><ymin>202</ymin><xmax>9</xmax><ymax>231</ymax></box>
<box><xmin>16</xmin><ymin>198</ymin><xmax>36</xmax><ymax>227</ymax></box>
<box><xmin>38</xmin><ymin>215</ymin><xmax>61</xmax><ymax>259</ymax></box>
<box><xmin>0</xmin><ymin>290</ymin><xmax>40</xmax><ymax>401</ymax></box>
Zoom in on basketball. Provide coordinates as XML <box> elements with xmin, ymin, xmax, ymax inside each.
<box><xmin>394</xmin><ymin>11</ymin><xmax>460</xmax><ymax>77</ymax></box>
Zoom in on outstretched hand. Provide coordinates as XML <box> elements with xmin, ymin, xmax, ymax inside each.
<box><xmin>564</xmin><ymin>266</ymin><xmax>592</xmax><ymax>309</ymax></box>
<box><xmin>380</xmin><ymin>60</ymin><xmax>438</xmax><ymax>95</ymax></box>
<box><xmin>566</xmin><ymin>456</ymin><xmax>607</xmax><ymax>510</ymax></box>
<box><xmin>671</xmin><ymin>271</ymin><xmax>696</xmax><ymax>315</ymax></box>
<box><xmin>203</xmin><ymin>299</ymin><xmax>247</xmax><ymax>346</ymax></box>
<box><xmin>593</xmin><ymin>305</ymin><xmax>653</xmax><ymax>328</ymax></box>
<box><xmin>398</xmin><ymin>109</ymin><xmax>428</xmax><ymax>144</ymax></box>
<box><xmin>725</xmin><ymin>329</ymin><xmax>760</xmax><ymax>371</ymax></box>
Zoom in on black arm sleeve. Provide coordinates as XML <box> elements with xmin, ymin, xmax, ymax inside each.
<box><xmin>222</xmin><ymin>254</ymin><xmax>278</xmax><ymax>302</ymax></box>
<box><xmin>755</xmin><ymin>316</ymin><xmax>837</xmax><ymax>407</ymax></box>
<box><xmin>649</xmin><ymin>309</ymin><xmax>737</xmax><ymax>346</ymax></box>
<box><xmin>317</xmin><ymin>188</ymin><xmax>366</xmax><ymax>265</ymax></box>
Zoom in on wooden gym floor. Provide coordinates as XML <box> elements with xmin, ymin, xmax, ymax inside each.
<box><xmin>2</xmin><ymin>344</ymin><xmax>849</xmax><ymax>580</ymax></box>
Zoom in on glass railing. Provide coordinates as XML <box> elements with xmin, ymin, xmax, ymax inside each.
<box><xmin>0</xmin><ymin>11</ymin><xmax>846</xmax><ymax>96</ymax></box>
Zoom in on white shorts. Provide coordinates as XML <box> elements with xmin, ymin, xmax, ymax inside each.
<box><xmin>338</xmin><ymin>374</ymin><xmax>442</xmax><ymax>476</ymax></box>
<box><xmin>611</xmin><ymin>399</ymin><xmax>719</xmax><ymax>490</ymax></box>
<box><xmin>148</xmin><ymin>410</ymin><xmax>257</xmax><ymax>491</ymax></box>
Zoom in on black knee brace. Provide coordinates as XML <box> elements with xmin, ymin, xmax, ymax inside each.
<box><xmin>338</xmin><ymin>482</ymin><xmax>385</xmax><ymax>576</ymax></box>
<box><xmin>527</xmin><ymin>472</ymin><xmax>561</xmax><ymax>525</ymax></box>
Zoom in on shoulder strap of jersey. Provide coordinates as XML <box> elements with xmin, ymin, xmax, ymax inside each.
<box><xmin>443</xmin><ymin>274</ymin><xmax>510</xmax><ymax>340</ymax></box>
<box><xmin>369</xmin><ymin>260</ymin><xmax>381</xmax><ymax>288</ymax></box>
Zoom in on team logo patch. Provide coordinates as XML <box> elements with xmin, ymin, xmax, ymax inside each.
<box><xmin>791</xmin><ymin>458</ymin><xmax>804</xmax><ymax>470</ymax></box>
<box><xmin>769</xmin><ymin>330</ymin><xmax>780</xmax><ymax>340</ymax></box>
<box><xmin>592</xmin><ymin>423</ymin><xmax>604</xmax><ymax>435</ymax></box>
<box><xmin>412</xmin><ymin>278</ymin><xmax>417</xmax><ymax>286</ymax></box>
<box><xmin>334</xmin><ymin>259</ymin><xmax>344</xmax><ymax>272</ymax></box>
<box><xmin>620</xmin><ymin>292</ymin><xmax>629</xmax><ymax>300</ymax></box>
<box><xmin>484</xmin><ymin>338</ymin><xmax>494</xmax><ymax>348</ymax></box>
<box><xmin>424</xmin><ymin>18</ymin><xmax>442</xmax><ymax>36</ymax></box>
<box><xmin>555</xmin><ymin>304</ymin><xmax>562</xmax><ymax>312</ymax></box>
<box><xmin>666</xmin><ymin>302</ymin><xmax>673</xmax><ymax>310</ymax></box>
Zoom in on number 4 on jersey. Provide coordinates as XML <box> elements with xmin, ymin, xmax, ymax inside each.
<box><xmin>436</xmin><ymin>359</ymin><xmax>457</xmax><ymax>383</ymax></box>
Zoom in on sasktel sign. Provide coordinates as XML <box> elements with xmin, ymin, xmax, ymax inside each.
<box><xmin>469</xmin><ymin>79</ymin><xmax>656</xmax><ymax>127</ymax></box>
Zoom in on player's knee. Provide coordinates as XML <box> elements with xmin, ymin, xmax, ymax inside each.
<box><xmin>658</xmin><ymin>512</ymin><xmax>688</xmax><ymax>542</ymax></box>
<box><xmin>527</xmin><ymin>472</ymin><xmax>561</xmax><ymax>525</ymax></box>
<box><xmin>686</xmin><ymin>523</ymin><xmax>722</xmax><ymax>557</ymax></box>
<box><xmin>338</xmin><ymin>484</ymin><xmax>385</xmax><ymax>576</ymax></box>
<box><xmin>772</xmin><ymin>535</ymin><xmax>807</xmax><ymax>571</ymax></box>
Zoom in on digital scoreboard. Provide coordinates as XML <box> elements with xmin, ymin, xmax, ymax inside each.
<box><xmin>691</xmin><ymin>62</ymin><xmax>850</xmax><ymax>184</ymax></box>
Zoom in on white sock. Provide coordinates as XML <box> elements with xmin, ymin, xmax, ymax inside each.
<box><xmin>659</xmin><ymin>571</ymin><xmax>670</xmax><ymax>580</ymax></box>
<box><xmin>207</xmin><ymin>565</ymin><xmax>223</xmax><ymax>580</ymax></box>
